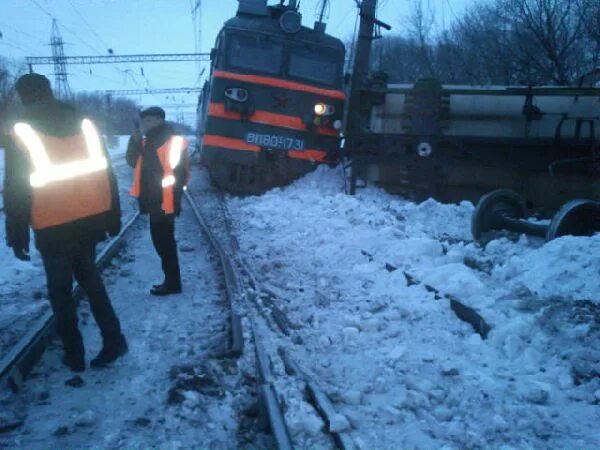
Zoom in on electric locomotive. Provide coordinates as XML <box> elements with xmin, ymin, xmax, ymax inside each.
<box><xmin>197</xmin><ymin>0</ymin><xmax>346</xmax><ymax>194</ymax></box>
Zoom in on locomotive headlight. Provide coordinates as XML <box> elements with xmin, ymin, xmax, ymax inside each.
<box><xmin>314</xmin><ymin>103</ymin><xmax>335</xmax><ymax>116</ymax></box>
<box><xmin>225</xmin><ymin>87</ymin><xmax>248</xmax><ymax>103</ymax></box>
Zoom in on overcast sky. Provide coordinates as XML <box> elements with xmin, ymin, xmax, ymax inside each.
<box><xmin>0</xmin><ymin>0</ymin><xmax>471</xmax><ymax>125</ymax></box>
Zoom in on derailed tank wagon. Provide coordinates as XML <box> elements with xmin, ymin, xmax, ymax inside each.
<box><xmin>197</xmin><ymin>0</ymin><xmax>346</xmax><ymax>194</ymax></box>
<box><xmin>351</xmin><ymin>78</ymin><xmax>600</xmax><ymax>210</ymax></box>
<box><xmin>349</xmin><ymin>77</ymin><xmax>600</xmax><ymax>240</ymax></box>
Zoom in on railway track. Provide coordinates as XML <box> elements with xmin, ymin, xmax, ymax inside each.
<box><xmin>185</xmin><ymin>188</ymin><xmax>294</xmax><ymax>449</ymax></box>
<box><xmin>0</xmin><ymin>198</ymin><xmax>265</xmax><ymax>446</ymax></box>
<box><xmin>191</xmin><ymin>179</ymin><xmax>357</xmax><ymax>450</ymax></box>
<box><xmin>0</xmin><ymin>175</ymin><xmax>297</xmax><ymax>448</ymax></box>
<box><xmin>0</xmin><ymin>211</ymin><xmax>142</xmax><ymax>392</ymax></box>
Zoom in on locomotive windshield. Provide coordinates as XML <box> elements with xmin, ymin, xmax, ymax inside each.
<box><xmin>227</xmin><ymin>34</ymin><xmax>283</xmax><ymax>75</ymax></box>
<box><xmin>288</xmin><ymin>46</ymin><xmax>341</xmax><ymax>86</ymax></box>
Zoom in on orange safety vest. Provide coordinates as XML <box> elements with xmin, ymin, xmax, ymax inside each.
<box><xmin>130</xmin><ymin>135</ymin><xmax>189</xmax><ymax>214</ymax></box>
<box><xmin>12</xmin><ymin>119</ymin><xmax>112</xmax><ymax>230</ymax></box>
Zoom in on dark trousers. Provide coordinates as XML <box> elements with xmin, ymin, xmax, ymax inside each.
<box><xmin>41</xmin><ymin>244</ymin><xmax>122</xmax><ymax>357</ymax></box>
<box><xmin>149</xmin><ymin>213</ymin><xmax>181</xmax><ymax>289</ymax></box>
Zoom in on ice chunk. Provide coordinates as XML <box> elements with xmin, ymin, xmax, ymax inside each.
<box><xmin>492</xmin><ymin>414</ymin><xmax>508</xmax><ymax>431</ymax></box>
<box><xmin>340</xmin><ymin>389</ymin><xmax>362</xmax><ymax>405</ymax></box>
<box><xmin>75</xmin><ymin>410</ymin><xmax>96</xmax><ymax>427</ymax></box>
<box><xmin>329</xmin><ymin>413</ymin><xmax>351</xmax><ymax>432</ymax></box>
<box><xmin>387</xmin><ymin>345</ymin><xmax>407</xmax><ymax>360</ymax></box>
<box><xmin>343</xmin><ymin>314</ymin><xmax>361</xmax><ymax>328</ymax></box>
<box><xmin>342</xmin><ymin>326</ymin><xmax>360</xmax><ymax>344</ymax></box>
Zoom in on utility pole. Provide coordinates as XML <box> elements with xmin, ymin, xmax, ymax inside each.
<box><xmin>347</xmin><ymin>0</ymin><xmax>378</xmax><ymax>135</ymax></box>
<box><xmin>50</xmin><ymin>19</ymin><xmax>71</xmax><ymax>99</ymax></box>
<box><xmin>191</xmin><ymin>0</ymin><xmax>203</xmax><ymax>79</ymax></box>
<box><xmin>346</xmin><ymin>0</ymin><xmax>391</xmax><ymax>195</ymax></box>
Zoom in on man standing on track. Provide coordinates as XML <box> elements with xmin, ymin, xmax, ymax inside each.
<box><xmin>3</xmin><ymin>73</ymin><xmax>127</xmax><ymax>372</ymax></box>
<box><xmin>126</xmin><ymin>107</ymin><xmax>189</xmax><ymax>296</ymax></box>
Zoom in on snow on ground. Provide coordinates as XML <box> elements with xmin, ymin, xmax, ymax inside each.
<box><xmin>228</xmin><ymin>165</ymin><xmax>600</xmax><ymax>449</ymax></box>
<box><xmin>0</xmin><ymin>203</ymin><xmax>258</xmax><ymax>449</ymax></box>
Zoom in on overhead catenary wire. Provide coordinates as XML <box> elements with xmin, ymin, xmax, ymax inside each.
<box><xmin>26</xmin><ymin>0</ymin><xmax>140</xmax><ymax>86</ymax></box>
<box><xmin>65</xmin><ymin>0</ymin><xmax>141</xmax><ymax>86</ymax></box>
<box><xmin>22</xmin><ymin>1</ymin><xmax>201</xmax><ymax>116</ymax></box>
<box><xmin>0</xmin><ymin>20</ymin><xmax>48</xmax><ymax>46</ymax></box>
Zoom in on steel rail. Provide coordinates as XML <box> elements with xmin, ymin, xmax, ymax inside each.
<box><xmin>183</xmin><ymin>188</ymin><xmax>293</xmax><ymax>450</ymax></box>
<box><xmin>183</xmin><ymin>189</ymin><xmax>243</xmax><ymax>357</ymax></box>
<box><xmin>0</xmin><ymin>212</ymin><xmax>141</xmax><ymax>392</ymax></box>
<box><xmin>218</xmin><ymin>197</ymin><xmax>353</xmax><ymax>450</ymax></box>
<box><xmin>402</xmin><ymin>270</ymin><xmax>492</xmax><ymax>339</ymax></box>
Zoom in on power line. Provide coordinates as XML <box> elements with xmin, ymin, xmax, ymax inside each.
<box><xmin>28</xmin><ymin>0</ymin><xmax>98</xmax><ymax>53</ymax></box>
<box><xmin>64</xmin><ymin>0</ymin><xmax>141</xmax><ymax>84</ymax></box>
<box><xmin>71</xmin><ymin>66</ymin><xmax>129</xmax><ymax>86</ymax></box>
<box><xmin>27</xmin><ymin>0</ymin><xmax>141</xmax><ymax>86</ymax></box>
<box><xmin>0</xmin><ymin>40</ymin><xmax>27</xmax><ymax>52</ymax></box>
<box><xmin>28</xmin><ymin>0</ymin><xmax>53</xmax><ymax>18</ymax></box>
<box><xmin>66</xmin><ymin>0</ymin><xmax>112</xmax><ymax>50</ymax></box>
<box><xmin>50</xmin><ymin>19</ymin><xmax>72</xmax><ymax>98</ymax></box>
<box><xmin>0</xmin><ymin>20</ymin><xmax>47</xmax><ymax>45</ymax></box>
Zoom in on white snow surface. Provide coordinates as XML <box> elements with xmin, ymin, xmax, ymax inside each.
<box><xmin>1</xmin><ymin>160</ymin><xmax>599</xmax><ymax>449</ymax></box>
<box><xmin>1</xmin><ymin>205</ymin><xmax>251</xmax><ymax>449</ymax></box>
<box><xmin>228</xmin><ymin>166</ymin><xmax>600</xmax><ymax>449</ymax></box>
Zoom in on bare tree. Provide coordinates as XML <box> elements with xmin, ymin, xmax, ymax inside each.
<box><xmin>407</xmin><ymin>0</ymin><xmax>437</xmax><ymax>78</ymax></box>
<box><xmin>74</xmin><ymin>92</ymin><xmax>140</xmax><ymax>135</ymax></box>
<box><xmin>0</xmin><ymin>59</ymin><xmax>17</xmax><ymax>137</ymax></box>
<box><xmin>370</xmin><ymin>0</ymin><xmax>595</xmax><ymax>86</ymax></box>
<box><xmin>496</xmin><ymin>0</ymin><xmax>588</xmax><ymax>84</ymax></box>
<box><xmin>579</xmin><ymin>0</ymin><xmax>600</xmax><ymax>70</ymax></box>
<box><xmin>445</xmin><ymin>4</ymin><xmax>519</xmax><ymax>84</ymax></box>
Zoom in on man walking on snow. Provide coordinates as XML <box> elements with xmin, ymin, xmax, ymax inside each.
<box><xmin>126</xmin><ymin>107</ymin><xmax>189</xmax><ymax>296</ymax></box>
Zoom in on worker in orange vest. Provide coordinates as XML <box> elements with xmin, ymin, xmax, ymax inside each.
<box><xmin>3</xmin><ymin>74</ymin><xmax>127</xmax><ymax>372</ymax></box>
<box><xmin>126</xmin><ymin>107</ymin><xmax>189</xmax><ymax>296</ymax></box>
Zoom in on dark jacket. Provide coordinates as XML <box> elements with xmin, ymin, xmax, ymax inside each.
<box><xmin>3</xmin><ymin>99</ymin><xmax>121</xmax><ymax>255</ymax></box>
<box><xmin>126</xmin><ymin>122</ymin><xmax>185</xmax><ymax>216</ymax></box>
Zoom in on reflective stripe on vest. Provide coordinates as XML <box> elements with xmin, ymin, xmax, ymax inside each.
<box><xmin>130</xmin><ymin>135</ymin><xmax>188</xmax><ymax>214</ymax></box>
<box><xmin>12</xmin><ymin>119</ymin><xmax>112</xmax><ymax>230</ymax></box>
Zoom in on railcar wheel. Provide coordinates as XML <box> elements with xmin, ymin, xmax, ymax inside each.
<box><xmin>471</xmin><ymin>189</ymin><xmax>525</xmax><ymax>242</ymax></box>
<box><xmin>546</xmin><ymin>199</ymin><xmax>600</xmax><ymax>241</ymax></box>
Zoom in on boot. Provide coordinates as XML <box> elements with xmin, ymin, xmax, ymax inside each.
<box><xmin>62</xmin><ymin>352</ymin><xmax>85</xmax><ymax>373</ymax></box>
<box><xmin>150</xmin><ymin>282</ymin><xmax>182</xmax><ymax>296</ymax></box>
<box><xmin>90</xmin><ymin>334</ymin><xmax>128</xmax><ymax>368</ymax></box>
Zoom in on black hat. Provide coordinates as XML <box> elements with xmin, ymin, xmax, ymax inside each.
<box><xmin>15</xmin><ymin>73</ymin><xmax>53</xmax><ymax>105</ymax></box>
<box><xmin>140</xmin><ymin>106</ymin><xmax>166</xmax><ymax>120</ymax></box>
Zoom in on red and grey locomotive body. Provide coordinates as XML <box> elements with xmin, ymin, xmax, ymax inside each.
<box><xmin>197</xmin><ymin>0</ymin><xmax>346</xmax><ymax>194</ymax></box>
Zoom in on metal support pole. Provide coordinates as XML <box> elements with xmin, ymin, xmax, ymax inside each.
<box><xmin>347</xmin><ymin>0</ymin><xmax>377</xmax><ymax>135</ymax></box>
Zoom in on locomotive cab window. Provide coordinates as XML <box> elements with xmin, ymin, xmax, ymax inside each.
<box><xmin>288</xmin><ymin>45</ymin><xmax>341</xmax><ymax>87</ymax></box>
<box><xmin>226</xmin><ymin>33</ymin><xmax>283</xmax><ymax>75</ymax></box>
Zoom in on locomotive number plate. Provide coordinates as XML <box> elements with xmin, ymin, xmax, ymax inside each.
<box><xmin>245</xmin><ymin>132</ymin><xmax>305</xmax><ymax>151</ymax></box>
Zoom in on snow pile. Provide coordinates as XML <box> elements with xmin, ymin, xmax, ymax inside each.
<box><xmin>229</xmin><ymin>166</ymin><xmax>600</xmax><ymax>449</ymax></box>
<box><xmin>493</xmin><ymin>234</ymin><xmax>600</xmax><ymax>302</ymax></box>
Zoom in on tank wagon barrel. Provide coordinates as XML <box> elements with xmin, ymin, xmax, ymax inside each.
<box><xmin>350</xmin><ymin>77</ymin><xmax>600</xmax><ymax>214</ymax></box>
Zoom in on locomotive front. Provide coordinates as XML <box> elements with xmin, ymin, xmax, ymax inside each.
<box><xmin>199</xmin><ymin>0</ymin><xmax>346</xmax><ymax>194</ymax></box>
